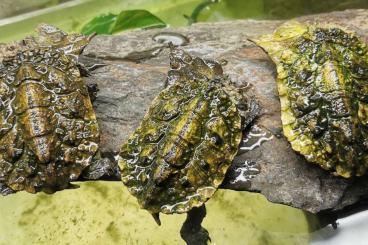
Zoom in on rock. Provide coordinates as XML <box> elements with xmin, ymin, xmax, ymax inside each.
<box><xmin>81</xmin><ymin>9</ymin><xmax>368</xmax><ymax>214</ymax></box>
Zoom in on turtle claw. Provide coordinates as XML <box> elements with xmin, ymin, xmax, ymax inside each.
<box><xmin>82</xmin><ymin>158</ymin><xmax>120</xmax><ymax>181</ymax></box>
<box><xmin>152</xmin><ymin>213</ymin><xmax>161</xmax><ymax>226</ymax></box>
<box><xmin>87</xmin><ymin>83</ymin><xmax>99</xmax><ymax>103</ymax></box>
<box><xmin>0</xmin><ymin>183</ymin><xmax>15</xmax><ymax>196</ymax></box>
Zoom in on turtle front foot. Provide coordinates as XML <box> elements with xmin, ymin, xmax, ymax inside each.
<box><xmin>87</xmin><ymin>83</ymin><xmax>99</xmax><ymax>103</ymax></box>
<box><xmin>82</xmin><ymin>158</ymin><xmax>121</xmax><ymax>181</ymax></box>
<box><xmin>0</xmin><ymin>183</ymin><xmax>15</xmax><ymax>196</ymax></box>
<box><xmin>180</xmin><ymin>205</ymin><xmax>211</xmax><ymax>245</ymax></box>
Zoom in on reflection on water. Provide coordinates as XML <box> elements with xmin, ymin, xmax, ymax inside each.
<box><xmin>0</xmin><ymin>182</ymin><xmax>314</xmax><ymax>244</ymax></box>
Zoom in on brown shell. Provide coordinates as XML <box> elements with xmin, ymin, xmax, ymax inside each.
<box><xmin>119</xmin><ymin>46</ymin><xmax>255</xmax><ymax>214</ymax></box>
<box><xmin>254</xmin><ymin>21</ymin><xmax>368</xmax><ymax>177</ymax></box>
<box><xmin>0</xmin><ymin>26</ymin><xmax>99</xmax><ymax>193</ymax></box>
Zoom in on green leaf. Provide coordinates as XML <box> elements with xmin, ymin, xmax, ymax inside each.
<box><xmin>81</xmin><ymin>13</ymin><xmax>117</xmax><ymax>35</ymax></box>
<box><xmin>80</xmin><ymin>10</ymin><xmax>166</xmax><ymax>35</ymax></box>
<box><xmin>112</xmin><ymin>10</ymin><xmax>166</xmax><ymax>33</ymax></box>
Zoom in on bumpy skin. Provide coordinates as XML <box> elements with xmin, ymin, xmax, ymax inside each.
<box><xmin>254</xmin><ymin>21</ymin><xmax>368</xmax><ymax>178</ymax></box>
<box><xmin>23</xmin><ymin>24</ymin><xmax>92</xmax><ymax>56</ymax></box>
<box><xmin>0</xmin><ymin>25</ymin><xmax>102</xmax><ymax>193</ymax></box>
<box><xmin>119</xmin><ymin>46</ymin><xmax>255</xmax><ymax>214</ymax></box>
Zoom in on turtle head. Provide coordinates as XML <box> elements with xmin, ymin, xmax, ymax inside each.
<box><xmin>24</xmin><ymin>24</ymin><xmax>93</xmax><ymax>56</ymax></box>
<box><xmin>167</xmin><ymin>43</ymin><xmax>223</xmax><ymax>87</ymax></box>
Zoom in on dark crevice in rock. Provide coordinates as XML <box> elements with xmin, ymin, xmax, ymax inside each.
<box><xmin>84</xmin><ymin>46</ymin><xmax>166</xmax><ymax>63</ymax></box>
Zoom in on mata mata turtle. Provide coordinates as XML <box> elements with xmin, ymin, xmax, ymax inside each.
<box><xmin>0</xmin><ymin>25</ymin><xmax>112</xmax><ymax>195</ymax></box>
<box><xmin>119</xmin><ymin>44</ymin><xmax>258</xmax><ymax>220</ymax></box>
<box><xmin>254</xmin><ymin>21</ymin><xmax>368</xmax><ymax>178</ymax></box>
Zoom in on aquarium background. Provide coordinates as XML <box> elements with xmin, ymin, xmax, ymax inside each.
<box><xmin>0</xmin><ymin>0</ymin><xmax>367</xmax><ymax>244</ymax></box>
<box><xmin>1</xmin><ymin>0</ymin><xmax>368</xmax><ymax>42</ymax></box>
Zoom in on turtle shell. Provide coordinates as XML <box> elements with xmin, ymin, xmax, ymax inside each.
<box><xmin>0</xmin><ymin>27</ymin><xmax>99</xmax><ymax>193</ymax></box>
<box><xmin>254</xmin><ymin>21</ymin><xmax>368</xmax><ymax>177</ymax></box>
<box><xmin>119</xmin><ymin>46</ymin><xmax>255</xmax><ymax>214</ymax></box>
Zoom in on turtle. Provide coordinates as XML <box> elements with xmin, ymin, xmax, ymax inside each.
<box><xmin>0</xmin><ymin>24</ymin><xmax>115</xmax><ymax>195</ymax></box>
<box><xmin>253</xmin><ymin>21</ymin><xmax>368</xmax><ymax>178</ymax></box>
<box><xmin>118</xmin><ymin>44</ymin><xmax>259</xmax><ymax>224</ymax></box>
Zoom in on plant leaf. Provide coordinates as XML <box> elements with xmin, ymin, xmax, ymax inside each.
<box><xmin>112</xmin><ymin>10</ymin><xmax>166</xmax><ymax>33</ymax></box>
<box><xmin>81</xmin><ymin>13</ymin><xmax>117</xmax><ymax>35</ymax></box>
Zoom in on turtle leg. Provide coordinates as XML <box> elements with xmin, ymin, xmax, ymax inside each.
<box><xmin>78</xmin><ymin>60</ymin><xmax>106</xmax><ymax>77</ymax></box>
<box><xmin>87</xmin><ymin>83</ymin><xmax>99</xmax><ymax>103</ymax></box>
<box><xmin>77</xmin><ymin>56</ymin><xmax>106</xmax><ymax>77</ymax></box>
<box><xmin>240</xmin><ymin>97</ymin><xmax>260</xmax><ymax>130</ymax></box>
<box><xmin>77</xmin><ymin>60</ymin><xmax>105</xmax><ymax>103</ymax></box>
<box><xmin>0</xmin><ymin>183</ymin><xmax>15</xmax><ymax>196</ymax></box>
<box><xmin>152</xmin><ymin>213</ymin><xmax>161</xmax><ymax>226</ymax></box>
<box><xmin>82</xmin><ymin>157</ymin><xmax>121</xmax><ymax>181</ymax></box>
<box><xmin>180</xmin><ymin>204</ymin><xmax>210</xmax><ymax>245</ymax></box>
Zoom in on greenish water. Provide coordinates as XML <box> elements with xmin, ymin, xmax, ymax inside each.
<box><xmin>0</xmin><ymin>0</ymin><xmax>69</xmax><ymax>19</ymax></box>
<box><xmin>0</xmin><ymin>0</ymin><xmax>367</xmax><ymax>42</ymax></box>
<box><xmin>0</xmin><ymin>182</ymin><xmax>314</xmax><ymax>245</ymax></box>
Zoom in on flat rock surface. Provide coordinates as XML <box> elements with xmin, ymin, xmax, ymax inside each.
<box><xmin>82</xmin><ymin>9</ymin><xmax>368</xmax><ymax>214</ymax></box>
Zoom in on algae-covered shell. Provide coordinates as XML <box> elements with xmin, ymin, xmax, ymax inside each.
<box><xmin>119</xmin><ymin>46</ymin><xmax>254</xmax><ymax>214</ymax></box>
<box><xmin>0</xmin><ymin>26</ymin><xmax>100</xmax><ymax>193</ymax></box>
<box><xmin>254</xmin><ymin>21</ymin><xmax>368</xmax><ymax>177</ymax></box>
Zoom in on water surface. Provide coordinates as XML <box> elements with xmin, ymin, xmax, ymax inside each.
<box><xmin>0</xmin><ymin>182</ymin><xmax>313</xmax><ymax>244</ymax></box>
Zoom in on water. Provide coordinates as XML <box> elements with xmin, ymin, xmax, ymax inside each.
<box><xmin>0</xmin><ymin>0</ymin><xmax>367</xmax><ymax>42</ymax></box>
<box><xmin>0</xmin><ymin>182</ymin><xmax>313</xmax><ymax>244</ymax></box>
<box><xmin>0</xmin><ymin>0</ymin><xmax>367</xmax><ymax>244</ymax></box>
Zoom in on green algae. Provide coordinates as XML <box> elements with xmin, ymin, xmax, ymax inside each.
<box><xmin>0</xmin><ymin>181</ymin><xmax>314</xmax><ymax>244</ymax></box>
<box><xmin>105</xmin><ymin>222</ymin><xmax>121</xmax><ymax>243</ymax></box>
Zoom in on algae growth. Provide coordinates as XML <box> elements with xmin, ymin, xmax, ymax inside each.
<box><xmin>0</xmin><ymin>181</ymin><xmax>313</xmax><ymax>244</ymax></box>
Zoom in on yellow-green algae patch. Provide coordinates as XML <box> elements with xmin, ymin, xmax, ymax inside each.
<box><xmin>0</xmin><ymin>181</ymin><xmax>313</xmax><ymax>244</ymax></box>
